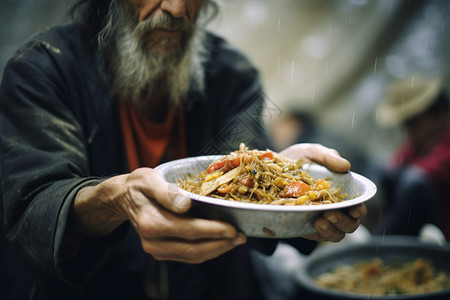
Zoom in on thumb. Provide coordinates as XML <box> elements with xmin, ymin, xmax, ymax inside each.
<box><xmin>143</xmin><ymin>168</ymin><xmax>192</xmax><ymax>213</ymax></box>
<box><xmin>281</xmin><ymin>143</ymin><xmax>351</xmax><ymax>173</ymax></box>
<box><xmin>166</xmin><ymin>183</ymin><xmax>192</xmax><ymax>213</ymax></box>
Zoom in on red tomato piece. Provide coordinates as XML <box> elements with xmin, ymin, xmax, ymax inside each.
<box><xmin>239</xmin><ymin>177</ymin><xmax>254</xmax><ymax>187</ymax></box>
<box><xmin>207</xmin><ymin>153</ymin><xmax>243</xmax><ymax>174</ymax></box>
<box><xmin>206</xmin><ymin>160</ymin><xmax>226</xmax><ymax>173</ymax></box>
<box><xmin>279</xmin><ymin>181</ymin><xmax>312</xmax><ymax>198</ymax></box>
<box><xmin>206</xmin><ymin>151</ymin><xmax>272</xmax><ymax>174</ymax></box>
<box><xmin>228</xmin><ymin>156</ymin><xmax>241</xmax><ymax>168</ymax></box>
<box><xmin>258</xmin><ymin>151</ymin><xmax>274</xmax><ymax>160</ymax></box>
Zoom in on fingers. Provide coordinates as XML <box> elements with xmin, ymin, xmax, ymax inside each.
<box><xmin>136</xmin><ymin>207</ymin><xmax>239</xmax><ymax>240</ymax></box>
<box><xmin>307</xmin><ymin>204</ymin><xmax>367</xmax><ymax>242</ymax></box>
<box><xmin>346</xmin><ymin>203</ymin><xmax>368</xmax><ymax>220</ymax></box>
<box><xmin>142</xmin><ymin>233</ymin><xmax>247</xmax><ymax>263</ymax></box>
<box><xmin>313</xmin><ymin>217</ymin><xmax>346</xmax><ymax>242</ymax></box>
<box><xmin>280</xmin><ymin>143</ymin><xmax>351</xmax><ymax>173</ymax></box>
<box><xmin>133</xmin><ymin>200</ymin><xmax>247</xmax><ymax>263</ymax></box>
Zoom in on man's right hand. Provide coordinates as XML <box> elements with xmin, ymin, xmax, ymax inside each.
<box><xmin>70</xmin><ymin>168</ymin><xmax>247</xmax><ymax>264</ymax></box>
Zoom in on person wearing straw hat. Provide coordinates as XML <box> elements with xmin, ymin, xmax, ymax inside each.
<box><xmin>374</xmin><ymin>73</ymin><xmax>450</xmax><ymax>240</ymax></box>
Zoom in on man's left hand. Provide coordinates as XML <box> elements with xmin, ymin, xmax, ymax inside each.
<box><xmin>280</xmin><ymin>143</ymin><xmax>368</xmax><ymax>242</ymax></box>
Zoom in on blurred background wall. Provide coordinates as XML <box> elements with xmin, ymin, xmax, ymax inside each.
<box><xmin>0</xmin><ymin>1</ymin><xmax>69</xmax><ymax>72</ymax></box>
<box><xmin>1</xmin><ymin>0</ymin><xmax>449</xmax><ymax>178</ymax></box>
<box><xmin>208</xmin><ymin>0</ymin><xmax>450</xmax><ymax>174</ymax></box>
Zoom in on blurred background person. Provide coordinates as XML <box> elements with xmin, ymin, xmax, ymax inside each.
<box><xmin>269</xmin><ymin>110</ymin><xmax>316</xmax><ymax>152</ymax></box>
<box><xmin>374</xmin><ymin>73</ymin><xmax>450</xmax><ymax>239</ymax></box>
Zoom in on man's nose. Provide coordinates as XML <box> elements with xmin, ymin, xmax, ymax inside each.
<box><xmin>160</xmin><ymin>0</ymin><xmax>187</xmax><ymax>18</ymax></box>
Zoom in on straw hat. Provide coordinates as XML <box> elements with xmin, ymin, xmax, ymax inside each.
<box><xmin>376</xmin><ymin>74</ymin><xmax>443</xmax><ymax>127</ymax></box>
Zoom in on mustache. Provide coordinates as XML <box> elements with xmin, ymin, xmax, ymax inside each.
<box><xmin>134</xmin><ymin>12</ymin><xmax>192</xmax><ymax>36</ymax></box>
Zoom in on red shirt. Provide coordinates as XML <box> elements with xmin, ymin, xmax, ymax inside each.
<box><xmin>393</xmin><ymin>125</ymin><xmax>450</xmax><ymax>239</ymax></box>
<box><xmin>118</xmin><ymin>101</ymin><xmax>187</xmax><ymax>171</ymax></box>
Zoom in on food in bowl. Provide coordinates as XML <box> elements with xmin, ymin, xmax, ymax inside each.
<box><xmin>315</xmin><ymin>257</ymin><xmax>450</xmax><ymax>296</ymax></box>
<box><xmin>156</xmin><ymin>153</ymin><xmax>376</xmax><ymax>238</ymax></box>
<box><xmin>178</xmin><ymin>143</ymin><xmax>347</xmax><ymax>205</ymax></box>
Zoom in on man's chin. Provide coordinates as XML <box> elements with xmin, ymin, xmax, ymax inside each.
<box><xmin>152</xmin><ymin>45</ymin><xmax>184</xmax><ymax>57</ymax></box>
<box><xmin>145</xmin><ymin>30</ymin><xmax>187</xmax><ymax>52</ymax></box>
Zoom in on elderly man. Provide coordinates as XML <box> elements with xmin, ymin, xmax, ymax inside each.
<box><xmin>0</xmin><ymin>0</ymin><xmax>366</xmax><ymax>299</ymax></box>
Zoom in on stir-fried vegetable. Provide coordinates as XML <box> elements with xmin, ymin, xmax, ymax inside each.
<box><xmin>179</xmin><ymin>143</ymin><xmax>347</xmax><ymax>205</ymax></box>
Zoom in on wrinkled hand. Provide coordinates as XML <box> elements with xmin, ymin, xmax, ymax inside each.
<box><xmin>280</xmin><ymin>143</ymin><xmax>367</xmax><ymax>242</ymax></box>
<box><xmin>73</xmin><ymin>168</ymin><xmax>246</xmax><ymax>264</ymax></box>
<box><xmin>304</xmin><ymin>204</ymin><xmax>367</xmax><ymax>242</ymax></box>
<box><xmin>280</xmin><ymin>143</ymin><xmax>351</xmax><ymax>172</ymax></box>
<box><xmin>119</xmin><ymin>168</ymin><xmax>247</xmax><ymax>263</ymax></box>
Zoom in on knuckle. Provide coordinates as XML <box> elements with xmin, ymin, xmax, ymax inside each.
<box><xmin>141</xmin><ymin>243</ymin><xmax>169</xmax><ymax>261</ymax></box>
<box><xmin>180</xmin><ymin>246</ymin><xmax>199</xmax><ymax>260</ymax></box>
<box><xmin>136</xmin><ymin>217</ymin><xmax>160</xmax><ymax>238</ymax></box>
<box><xmin>141</xmin><ymin>241</ymin><xmax>155</xmax><ymax>254</ymax></box>
<box><xmin>179</xmin><ymin>227</ymin><xmax>198</xmax><ymax>240</ymax></box>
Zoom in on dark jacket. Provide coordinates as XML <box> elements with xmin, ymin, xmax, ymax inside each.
<box><xmin>0</xmin><ymin>24</ymin><xmax>314</xmax><ymax>299</ymax></box>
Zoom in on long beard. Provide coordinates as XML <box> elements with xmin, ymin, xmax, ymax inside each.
<box><xmin>101</xmin><ymin>1</ymin><xmax>205</xmax><ymax>108</ymax></box>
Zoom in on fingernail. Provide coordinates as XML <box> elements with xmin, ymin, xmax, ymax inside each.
<box><xmin>167</xmin><ymin>183</ymin><xmax>180</xmax><ymax>195</ymax></box>
<box><xmin>167</xmin><ymin>184</ymin><xmax>191</xmax><ymax>209</ymax></box>
<box><xmin>351</xmin><ymin>210</ymin><xmax>361</xmax><ymax>219</ymax></box>
<box><xmin>232</xmin><ymin>234</ymin><xmax>247</xmax><ymax>246</ymax></box>
<box><xmin>173</xmin><ymin>194</ymin><xmax>191</xmax><ymax>209</ymax></box>
<box><xmin>319</xmin><ymin>222</ymin><xmax>328</xmax><ymax>231</ymax></box>
<box><xmin>329</xmin><ymin>214</ymin><xmax>339</xmax><ymax>224</ymax></box>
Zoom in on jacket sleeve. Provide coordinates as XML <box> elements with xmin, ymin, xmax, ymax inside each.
<box><xmin>0</xmin><ymin>36</ymin><xmax>127</xmax><ymax>286</ymax></box>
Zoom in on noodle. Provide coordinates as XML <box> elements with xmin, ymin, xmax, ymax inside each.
<box><xmin>178</xmin><ymin>143</ymin><xmax>347</xmax><ymax>205</ymax></box>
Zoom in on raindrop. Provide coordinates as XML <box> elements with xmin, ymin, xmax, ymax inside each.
<box><xmin>328</xmin><ymin>23</ymin><xmax>333</xmax><ymax>43</ymax></box>
<box><xmin>277</xmin><ymin>54</ymin><xmax>280</xmax><ymax>74</ymax></box>
<box><xmin>290</xmin><ymin>61</ymin><xmax>295</xmax><ymax>82</ymax></box>
<box><xmin>311</xmin><ymin>74</ymin><xmax>317</xmax><ymax>103</ymax></box>
<box><xmin>351</xmin><ymin>110</ymin><xmax>355</xmax><ymax>128</ymax></box>
<box><xmin>373</xmin><ymin>57</ymin><xmax>378</xmax><ymax>74</ymax></box>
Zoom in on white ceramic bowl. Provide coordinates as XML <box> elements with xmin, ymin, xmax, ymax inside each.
<box><xmin>155</xmin><ymin>155</ymin><xmax>376</xmax><ymax>238</ymax></box>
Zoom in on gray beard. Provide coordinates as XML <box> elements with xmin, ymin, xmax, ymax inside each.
<box><xmin>101</xmin><ymin>1</ymin><xmax>206</xmax><ymax>108</ymax></box>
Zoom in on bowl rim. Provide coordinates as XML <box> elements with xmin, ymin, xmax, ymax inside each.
<box><xmin>155</xmin><ymin>155</ymin><xmax>377</xmax><ymax>212</ymax></box>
